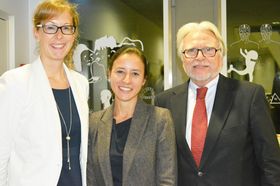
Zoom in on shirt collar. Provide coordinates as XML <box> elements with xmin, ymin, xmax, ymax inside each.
<box><xmin>189</xmin><ymin>74</ymin><xmax>219</xmax><ymax>91</ymax></box>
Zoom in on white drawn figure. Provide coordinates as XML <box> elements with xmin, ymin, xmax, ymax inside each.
<box><xmin>100</xmin><ymin>89</ymin><xmax>112</xmax><ymax>109</ymax></box>
<box><xmin>259</xmin><ymin>24</ymin><xmax>280</xmax><ymax>45</ymax></box>
<box><xmin>73</xmin><ymin>44</ymin><xmax>88</xmax><ymax>72</ymax></box>
<box><xmin>230</xmin><ymin>24</ymin><xmax>259</xmax><ymax>48</ymax></box>
<box><xmin>141</xmin><ymin>87</ymin><xmax>155</xmax><ymax>105</ymax></box>
<box><xmin>260</xmin><ymin>24</ymin><xmax>273</xmax><ymax>42</ymax></box>
<box><xmin>74</xmin><ymin>35</ymin><xmax>145</xmax><ymax>85</ymax></box>
<box><xmin>94</xmin><ymin>35</ymin><xmax>144</xmax><ymax>53</ymax></box>
<box><xmin>270</xmin><ymin>93</ymin><xmax>280</xmax><ymax>105</ymax></box>
<box><xmin>87</xmin><ymin>52</ymin><xmax>107</xmax><ymax>84</ymax></box>
<box><xmin>228</xmin><ymin>48</ymin><xmax>258</xmax><ymax>82</ymax></box>
<box><xmin>253</xmin><ymin>24</ymin><xmax>280</xmax><ymax>93</ymax></box>
<box><xmin>119</xmin><ymin>37</ymin><xmax>144</xmax><ymax>51</ymax></box>
<box><xmin>73</xmin><ymin>36</ymin><xmax>145</xmax><ymax>111</ymax></box>
<box><xmin>78</xmin><ymin>35</ymin><xmax>144</xmax><ymax>84</ymax></box>
<box><xmin>94</xmin><ymin>35</ymin><xmax>117</xmax><ymax>52</ymax></box>
<box><xmin>73</xmin><ymin>43</ymin><xmax>107</xmax><ymax>84</ymax></box>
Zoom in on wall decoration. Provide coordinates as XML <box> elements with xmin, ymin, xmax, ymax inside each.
<box><xmin>227</xmin><ymin>0</ymin><xmax>280</xmax><ymax>132</ymax></box>
<box><xmin>74</xmin><ymin>35</ymin><xmax>155</xmax><ymax>112</ymax></box>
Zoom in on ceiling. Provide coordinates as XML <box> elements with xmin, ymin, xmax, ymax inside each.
<box><xmin>119</xmin><ymin>0</ymin><xmax>163</xmax><ymax>28</ymax></box>
<box><xmin>119</xmin><ymin>0</ymin><xmax>280</xmax><ymax>31</ymax></box>
<box><xmin>227</xmin><ymin>0</ymin><xmax>280</xmax><ymax>31</ymax></box>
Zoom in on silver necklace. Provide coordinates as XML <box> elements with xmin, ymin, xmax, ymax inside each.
<box><xmin>56</xmin><ymin>87</ymin><xmax>72</xmax><ymax>170</ymax></box>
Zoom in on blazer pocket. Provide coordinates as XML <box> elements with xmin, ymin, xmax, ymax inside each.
<box><xmin>222</xmin><ymin>122</ymin><xmax>247</xmax><ymax>133</ymax></box>
<box><xmin>219</xmin><ymin>124</ymin><xmax>248</xmax><ymax>146</ymax></box>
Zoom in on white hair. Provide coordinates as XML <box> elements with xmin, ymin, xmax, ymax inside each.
<box><xmin>176</xmin><ymin>21</ymin><xmax>226</xmax><ymax>60</ymax></box>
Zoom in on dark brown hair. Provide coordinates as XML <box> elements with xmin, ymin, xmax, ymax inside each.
<box><xmin>109</xmin><ymin>46</ymin><xmax>148</xmax><ymax>78</ymax></box>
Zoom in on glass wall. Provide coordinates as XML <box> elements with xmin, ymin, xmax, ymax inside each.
<box><xmin>226</xmin><ymin>0</ymin><xmax>280</xmax><ymax>133</ymax></box>
<box><xmin>70</xmin><ymin>0</ymin><xmax>163</xmax><ymax>112</ymax></box>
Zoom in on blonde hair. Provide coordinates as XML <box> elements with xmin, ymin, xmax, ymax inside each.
<box><xmin>33</xmin><ymin>0</ymin><xmax>79</xmax><ymax>68</ymax></box>
<box><xmin>176</xmin><ymin>21</ymin><xmax>226</xmax><ymax>60</ymax></box>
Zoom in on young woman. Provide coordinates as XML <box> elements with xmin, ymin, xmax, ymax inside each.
<box><xmin>87</xmin><ymin>46</ymin><xmax>177</xmax><ymax>186</ymax></box>
<box><xmin>0</xmin><ymin>0</ymin><xmax>89</xmax><ymax>185</ymax></box>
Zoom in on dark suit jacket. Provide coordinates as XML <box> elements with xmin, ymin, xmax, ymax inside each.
<box><xmin>155</xmin><ymin>74</ymin><xmax>280</xmax><ymax>186</ymax></box>
<box><xmin>87</xmin><ymin>100</ymin><xmax>177</xmax><ymax>186</ymax></box>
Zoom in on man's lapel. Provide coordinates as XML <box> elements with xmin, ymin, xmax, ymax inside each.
<box><xmin>200</xmin><ymin>75</ymin><xmax>236</xmax><ymax>168</ymax></box>
<box><xmin>170</xmin><ymin>82</ymin><xmax>198</xmax><ymax>169</ymax></box>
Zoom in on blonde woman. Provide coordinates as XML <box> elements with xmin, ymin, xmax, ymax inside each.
<box><xmin>0</xmin><ymin>0</ymin><xmax>89</xmax><ymax>185</ymax></box>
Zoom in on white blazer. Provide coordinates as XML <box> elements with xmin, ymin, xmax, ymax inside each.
<box><xmin>0</xmin><ymin>58</ymin><xmax>89</xmax><ymax>186</ymax></box>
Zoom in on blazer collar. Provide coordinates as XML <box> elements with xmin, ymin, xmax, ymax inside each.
<box><xmin>98</xmin><ymin>106</ymin><xmax>114</xmax><ymax>186</ymax></box>
<box><xmin>200</xmin><ymin>74</ymin><xmax>236</xmax><ymax>168</ymax></box>
<box><xmin>97</xmin><ymin>99</ymin><xmax>151</xmax><ymax>185</ymax></box>
<box><xmin>169</xmin><ymin>81</ymin><xmax>199</xmax><ymax>169</ymax></box>
<box><xmin>170</xmin><ymin>82</ymin><xmax>189</xmax><ymax>142</ymax></box>
<box><xmin>122</xmin><ymin>100</ymin><xmax>151</xmax><ymax>182</ymax></box>
<box><xmin>31</xmin><ymin>58</ymin><xmax>62</xmax><ymax>152</ymax></box>
<box><xmin>31</xmin><ymin>57</ymin><xmax>89</xmax><ymax>162</ymax></box>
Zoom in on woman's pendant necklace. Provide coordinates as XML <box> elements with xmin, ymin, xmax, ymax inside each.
<box><xmin>56</xmin><ymin>87</ymin><xmax>73</xmax><ymax>170</ymax></box>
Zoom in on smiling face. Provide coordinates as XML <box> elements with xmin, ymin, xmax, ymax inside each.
<box><xmin>34</xmin><ymin>11</ymin><xmax>76</xmax><ymax>65</ymax></box>
<box><xmin>109</xmin><ymin>53</ymin><xmax>146</xmax><ymax>104</ymax></box>
<box><xmin>181</xmin><ymin>29</ymin><xmax>223</xmax><ymax>87</ymax></box>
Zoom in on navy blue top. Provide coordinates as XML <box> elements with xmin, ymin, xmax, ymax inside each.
<box><xmin>53</xmin><ymin>88</ymin><xmax>82</xmax><ymax>186</ymax></box>
<box><xmin>110</xmin><ymin>118</ymin><xmax>132</xmax><ymax>186</ymax></box>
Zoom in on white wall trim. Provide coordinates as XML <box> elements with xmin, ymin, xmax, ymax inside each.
<box><xmin>163</xmin><ymin>0</ymin><xmax>173</xmax><ymax>89</ymax></box>
<box><xmin>0</xmin><ymin>9</ymin><xmax>15</xmax><ymax>70</ymax></box>
<box><xmin>220</xmin><ymin>0</ymin><xmax>227</xmax><ymax>76</ymax></box>
<box><xmin>8</xmin><ymin>15</ymin><xmax>15</xmax><ymax>69</ymax></box>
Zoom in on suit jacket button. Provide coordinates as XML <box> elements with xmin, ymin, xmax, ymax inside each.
<box><xmin>197</xmin><ymin>171</ymin><xmax>204</xmax><ymax>177</ymax></box>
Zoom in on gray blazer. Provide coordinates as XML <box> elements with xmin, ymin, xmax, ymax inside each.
<box><xmin>87</xmin><ymin>99</ymin><xmax>177</xmax><ymax>186</ymax></box>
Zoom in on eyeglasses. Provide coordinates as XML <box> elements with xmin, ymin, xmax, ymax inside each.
<box><xmin>182</xmin><ymin>47</ymin><xmax>221</xmax><ymax>58</ymax></box>
<box><xmin>36</xmin><ymin>24</ymin><xmax>76</xmax><ymax>35</ymax></box>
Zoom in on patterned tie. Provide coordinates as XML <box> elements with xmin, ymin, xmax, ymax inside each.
<box><xmin>191</xmin><ymin>87</ymin><xmax>208</xmax><ymax>167</ymax></box>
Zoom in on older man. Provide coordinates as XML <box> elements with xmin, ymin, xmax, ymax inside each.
<box><xmin>155</xmin><ymin>21</ymin><xmax>280</xmax><ymax>186</ymax></box>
